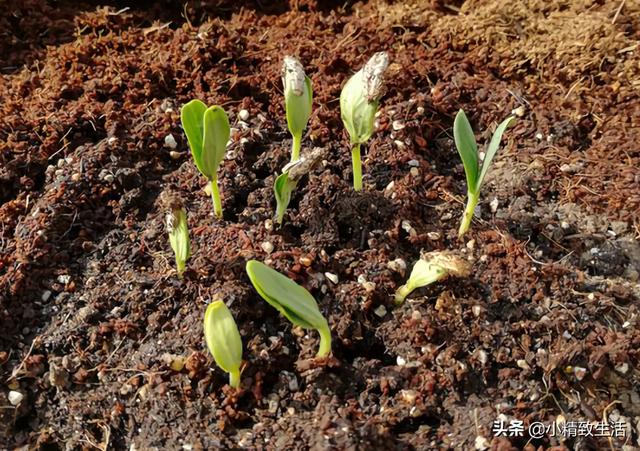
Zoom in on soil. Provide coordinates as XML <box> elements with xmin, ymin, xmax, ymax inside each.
<box><xmin>1</xmin><ymin>0</ymin><xmax>639</xmax><ymax>449</ymax></box>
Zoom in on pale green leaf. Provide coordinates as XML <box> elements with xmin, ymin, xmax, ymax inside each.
<box><xmin>180</xmin><ymin>99</ymin><xmax>207</xmax><ymax>175</ymax></box>
<box><xmin>203</xmin><ymin>300</ymin><xmax>242</xmax><ymax>376</ymax></box>
<box><xmin>453</xmin><ymin>109</ymin><xmax>479</xmax><ymax>193</ymax></box>
<box><xmin>477</xmin><ymin>116</ymin><xmax>516</xmax><ymax>188</ymax></box>
<box><xmin>201</xmin><ymin>106</ymin><xmax>230</xmax><ymax>179</ymax></box>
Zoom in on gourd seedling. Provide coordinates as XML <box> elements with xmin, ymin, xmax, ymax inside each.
<box><xmin>274</xmin><ymin>147</ymin><xmax>324</xmax><ymax>224</ymax></box>
<box><xmin>164</xmin><ymin>196</ymin><xmax>191</xmax><ymax>278</ymax></box>
<box><xmin>203</xmin><ymin>300</ymin><xmax>243</xmax><ymax>388</ymax></box>
<box><xmin>340</xmin><ymin>51</ymin><xmax>389</xmax><ymax>191</ymax></box>
<box><xmin>454</xmin><ymin>109</ymin><xmax>515</xmax><ymax>238</ymax></box>
<box><xmin>282</xmin><ymin>56</ymin><xmax>313</xmax><ymax>162</ymax></box>
<box><xmin>181</xmin><ymin>100</ymin><xmax>231</xmax><ymax>219</ymax></box>
<box><xmin>394</xmin><ymin>252</ymin><xmax>471</xmax><ymax>305</ymax></box>
<box><xmin>246</xmin><ymin>260</ymin><xmax>332</xmax><ymax>357</ymax></box>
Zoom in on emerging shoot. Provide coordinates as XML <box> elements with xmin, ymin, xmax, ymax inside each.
<box><xmin>454</xmin><ymin>110</ymin><xmax>515</xmax><ymax>238</ymax></box>
<box><xmin>394</xmin><ymin>252</ymin><xmax>471</xmax><ymax>305</ymax></box>
<box><xmin>273</xmin><ymin>147</ymin><xmax>324</xmax><ymax>224</ymax></box>
<box><xmin>162</xmin><ymin>193</ymin><xmax>191</xmax><ymax>278</ymax></box>
<box><xmin>282</xmin><ymin>56</ymin><xmax>313</xmax><ymax>162</ymax></box>
<box><xmin>340</xmin><ymin>51</ymin><xmax>389</xmax><ymax>191</ymax></box>
<box><xmin>181</xmin><ymin>100</ymin><xmax>231</xmax><ymax>219</ymax></box>
<box><xmin>246</xmin><ymin>260</ymin><xmax>331</xmax><ymax>357</ymax></box>
<box><xmin>203</xmin><ymin>300</ymin><xmax>243</xmax><ymax>388</ymax></box>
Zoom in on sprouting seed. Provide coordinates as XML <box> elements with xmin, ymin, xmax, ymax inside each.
<box><xmin>246</xmin><ymin>260</ymin><xmax>331</xmax><ymax>358</ymax></box>
<box><xmin>454</xmin><ymin>109</ymin><xmax>515</xmax><ymax>238</ymax></box>
<box><xmin>394</xmin><ymin>252</ymin><xmax>471</xmax><ymax>305</ymax></box>
<box><xmin>181</xmin><ymin>100</ymin><xmax>231</xmax><ymax>219</ymax></box>
<box><xmin>340</xmin><ymin>52</ymin><xmax>389</xmax><ymax>191</ymax></box>
<box><xmin>273</xmin><ymin>147</ymin><xmax>324</xmax><ymax>224</ymax></box>
<box><xmin>203</xmin><ymin>300</ymin><xmax>243</xmax><ymax>388</ymax></box>
<box><xmin>162</xmin><ymin>193</ymin><xmax>191</xmax><ymax>278</ymax></box>
<box><xmin>282</xmin><ymin>56</ymin><xmax>313</xmax><ymax>162</ymax></box>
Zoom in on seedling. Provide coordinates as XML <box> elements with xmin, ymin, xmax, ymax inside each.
<box><xmin>274</xmin><ymin>147</ymin><xmax>324</xmax><ymax>224</ymax></box>
<box><xmin>203</xmin><ymin>300</ymin><xmax>243</xmax><ymax>388</ymax></box>
<box><xmin>340</xmin><ymin>51</ymin><xmax>389</xmax><ymax>191</ymax></box>
<box><xmin>394</xmin><ymin>252</ymin><xmax>471</xmax><ymax>305</ymax></box>
<box><xmin>282</xmin><ymin>56</ymin><xmax>313</xmax><ymax>162</ymax></box>
<box><xmin>181</xmin><ymin>100</ymin><xmax>231</xmax><ymax>219</ymax></box>
<box><xmin>454</xmin><ymin>109</ymin><xmax>515</xmax><ymax>238</ymax></box>
<box><xmin>165</xmin><ymin>199</ymin><xmax>191</xmax><ymax>278</ymax></box>
<box><xmin>246</xmin><ymin>260</ymin><xmax>331</xmax><ymax>357</ymax></box>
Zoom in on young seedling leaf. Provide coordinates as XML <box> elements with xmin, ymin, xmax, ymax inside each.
<box><xmin>453</xmin><ymin>109</ymin><xmax>479</xmax><ymax>193</ymax></box>
<box><xmin>246</xmin><ymin>260</ymin><xmax>331</xmax><ymax>357</ymax></box>
<box><xmin>203</xmin><ymin>301</ymin><xmax>242</xmax><ymax>388</ymax></box>
<box><xmin>273</xmin><ymin>147</ymin><xmax>324</xmax><ymax>225</ymax></box>
<box><xmin>394</xmin><ymin>252</ymin><xmax>471</xmax><ymax>305</ymax></box>
<box><xmin>201</xmin><ymin>106</ymin><xmax>230</xmax><ymax>179</ymax></box>
<box><xmin>180</xmin><ymin>99</ymin><xmax>208</xmax><ymax>174</ymax></box>
<box><xmin>477</xmin><ymin>115</ymin><xmax>515</xmax><ymax>188</ymax></box>
<box><xmin>340</xmin><ymin>52</ymin><xmax>389</xmax><ymax>191</ymax></box>
<box><xmin>282</xmin><ymin>56</ymin><xmax>313</xmax><ymax>161</ymax></box>
<box><xmin>274</xmin><ymin>172</ymin><xmax>297</xmax><ymax>225</ymax></box>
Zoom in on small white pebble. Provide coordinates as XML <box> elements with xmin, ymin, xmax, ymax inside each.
<box><xmin>238</xmin><ymin>109</ymin><xmax>250</xmax><ymax>121</ymax></box>
<box><xmin>427</xmin><ymin>231</ymin><xmax>441</xmax><ymax>241</ymax></box>
<box><xmin>374</xmin><ymin>305</ymin><xmax>387</xmax><ymax>317</ymax></box>
<box><xmin>517</xmin><ymin>359</ymin><xmax>531</xmax><ymax>371</ymax></box>
<box><xmin>264</xmin><ymin>219</ymin><xmax>273</xmax><ymax>231</ymax></box>
<box><xmin>477</xmin><ymin>350</ymin><xmax>488</xmax><ymax>365</ymax></box>
<box><xmin>325</xmin><ymin>272</ymin><xmax>339</xmax><ymax>284</ymax></box>
<box><xmin>417</xmin><ymin>106</ymin><xmax>425</xmax><ymax>115</ymax></box>
<box><xmin>573</xmin><ymin>366</ymin><xmax>587</xmax><ymax>381</ymax></box>
<box><xmin>8</xmin><ymin>391</ymin><xmax>24</xmax><ymax>406</ymax></box>
<box><xmin>489</xmin><ymin>198</ymin><xmax>499</xmax><ymax>213</ymax></box>
<box><xmin>392</xmin><ymin>120</ymin><xmax>405</xmax><ymax>131</ymax></box>
<box><xmin>107</xmin><ymin>137</ymin><xmax>118</xmax><ymax>146</ymax></box>
<box><xmin>410</xmin><ymin>167</ymin><xmax>419</xmax><ymax>178</ymax></box>
<box><xmin>57</xmin><ymin>275</ymin><xmax>71</xmax><ymax>284</ymax></box>
<box><xmin>408</xmin><ymin>159</ymin><xmax>420</xmax><ymax>167</ymax></box>
<box><xmin>472</xmin><ymin>305</ymin><xmax>482</xmax><ymax>317</ymax></box>
<box><xmin>260</xmin><ymin>242</ymin><xmax>274</xmax><ymax>254</ymax></box>
<box><xmin>169</xmin><ymin>151</ymin><xmax>182</xmax><ymax>160</ymax></box>
<box><xmin>560</xmin><ymin>221</ymin><xmax>570</xmax><ymax>229</ymax></box>
<box><xmin>615</xmin><ymin>362</ymin><xmax>629</xmax><ymax>374</ymax></box>
<box><xmin>475</xmin><ymin>435</ymin><xmax>490</xmax><ymax>451</ymax></box>
<box><xmin>396</xmin><ymin>356</ymin><xmax>406</xmax><ymax>366</ymax></box>
<box><xmin>385</xmin><ymin>181</ymin><xmax>395</xmax><ymax>191</ymax></box>
<box><xmin>394</xmin><ymin>140</ymin><xmax>406</xmax><ymax>150</ymax></box>
<box><xmin>411</xmin><ymin>310</ymin><xmax>422</xmax><ymax>321</ymax></box>
<box><xmin>512</xmin><ymin>106</ymin><xmax>526</xmax><ymax>117</ymax></box>
<box><xmin>535</xmin><ymin>133</ymin><xmax>543</xmax><ymax>140</ymax></box>
<box><xmin>164</xmin><ymin>134</ymin><xmax>178</xmax><ymax>149</ymax></box>
<box><xmin>466</xmin><ymin>239</ymin><xmax>475</xmax><ymax>250</ymax></box>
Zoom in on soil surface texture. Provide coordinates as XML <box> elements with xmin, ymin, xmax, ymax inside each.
<box><xmin>1</xmin><ymin>0</ymin><xmax>639</xmax><ymax>449</ymax></box>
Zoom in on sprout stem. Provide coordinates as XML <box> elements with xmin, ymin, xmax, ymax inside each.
<box><xmin>458</xmin><ymin>191</ymin><xmax>479</xmax><ymax>238</ymax></box>
<box><xmin>291</xmin><ymin>133</ymin><xmax>302</xmax><ymax>162</ymax></box>
<box><xmin>351</xmin><ymin>143</ymin><xmax>362</xmax><ymax>191</ymax></box>
<box><xmin>394</xmin><ymin>283</ymin><xmax>414</xmax><ymax>305</ymax></box>
<box><xmin>229</xmin><ymin>368</ymin><xmax>240</xmax><ymax>389</ymax></box>
<box><xmin>275</xmin><ymin>201</ymin><xmax>286</xmax><ymax>225</ymax></box>
<box><xmin>317</xmin><ymin>324</ymin><xmax>332</xmax><ymax>358</ymax></box>
<box><xmin>210</xmin><ymin>176</ymin><xmax>223</xmax><ymax>219</ymax></box>
<box><xmin>176</xmin><ymin>258</ymin><xmax>185</xmax><ymax>279</ymax></box>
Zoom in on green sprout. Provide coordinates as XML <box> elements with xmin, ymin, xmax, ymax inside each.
<box><xmin>165</xmin><ymin>199</ymin><xmax>191</xmax><ymax>278</ymax></box>
<box><xmin>454</xmin><ymin>109</ymin><xmax>515</xmax><ymax>238</ymax></box>
<box><xmin>181</xmin><ymin>100</ymin><xmax>231</xmax><ymax>219</ymax></box>
<box><xmin>203</xmin><ymin>300</ymin><xmax>243</xmax><ymax>388</ymax></box>
<box><xmin>394</xmin><ymin>252</ymin><xmax>471</xmax><ymax>305</ymax></box>
<box><xmin>246</xmin><ymin>260</ymin><xmax>331</xmax><ymax>358</ymax></box>
<box><xmin>282</xmin><ymin>56</ymin><xmax>313</xmax><ymax>162</ymax></box>
<box><xmin>274</xmin><ymin>147</ymin><xmax>324</xmax><ymax>224</ymax></box>
<box><xmin>340</xmin><ymin>51</ymin><xmax>389</xmax><ymax>191</ymax></box>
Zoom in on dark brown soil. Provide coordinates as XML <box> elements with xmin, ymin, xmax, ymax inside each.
<box><xmin>1</xmin><ymin>0</ymin><xmax>639</xmax><ymax>449</ymax></box>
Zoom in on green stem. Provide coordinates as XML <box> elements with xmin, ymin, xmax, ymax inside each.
<box><xmin>394</xmin><ymin>283</ymin><xmax>414</xmax><ymax>305</ymax></box>
<box><xmin>351</xmin><ymin>143</ymin><xmax>362</xmax><ymax>191</ymax></box>
<box><xmin>229</xmin><ymin>368</ymin><xmax>240</xmax><ymax>389</ymax></box>
<box><xmin>458</xmin><ymin>191</ymin><xmax>479</xmax><ymax>238</ymax></box>
<box><xmin>210</xmin><ymin>176</ymin><xmax>223</xmax><ymax>219</ymax></box>
<box><xmin>176</xmin><ymin>258</ymin><xmax>185</xmax><ymax>278</ymax></box>
<box><xmin>291</xmin><ymin>133</ymin><xmax>302</xmax><ymax>162</ymax></box>
<box><xmin>316</xmin><ymin>324</ymin><xmax>332</xmax><ymax>358</ymax></box>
